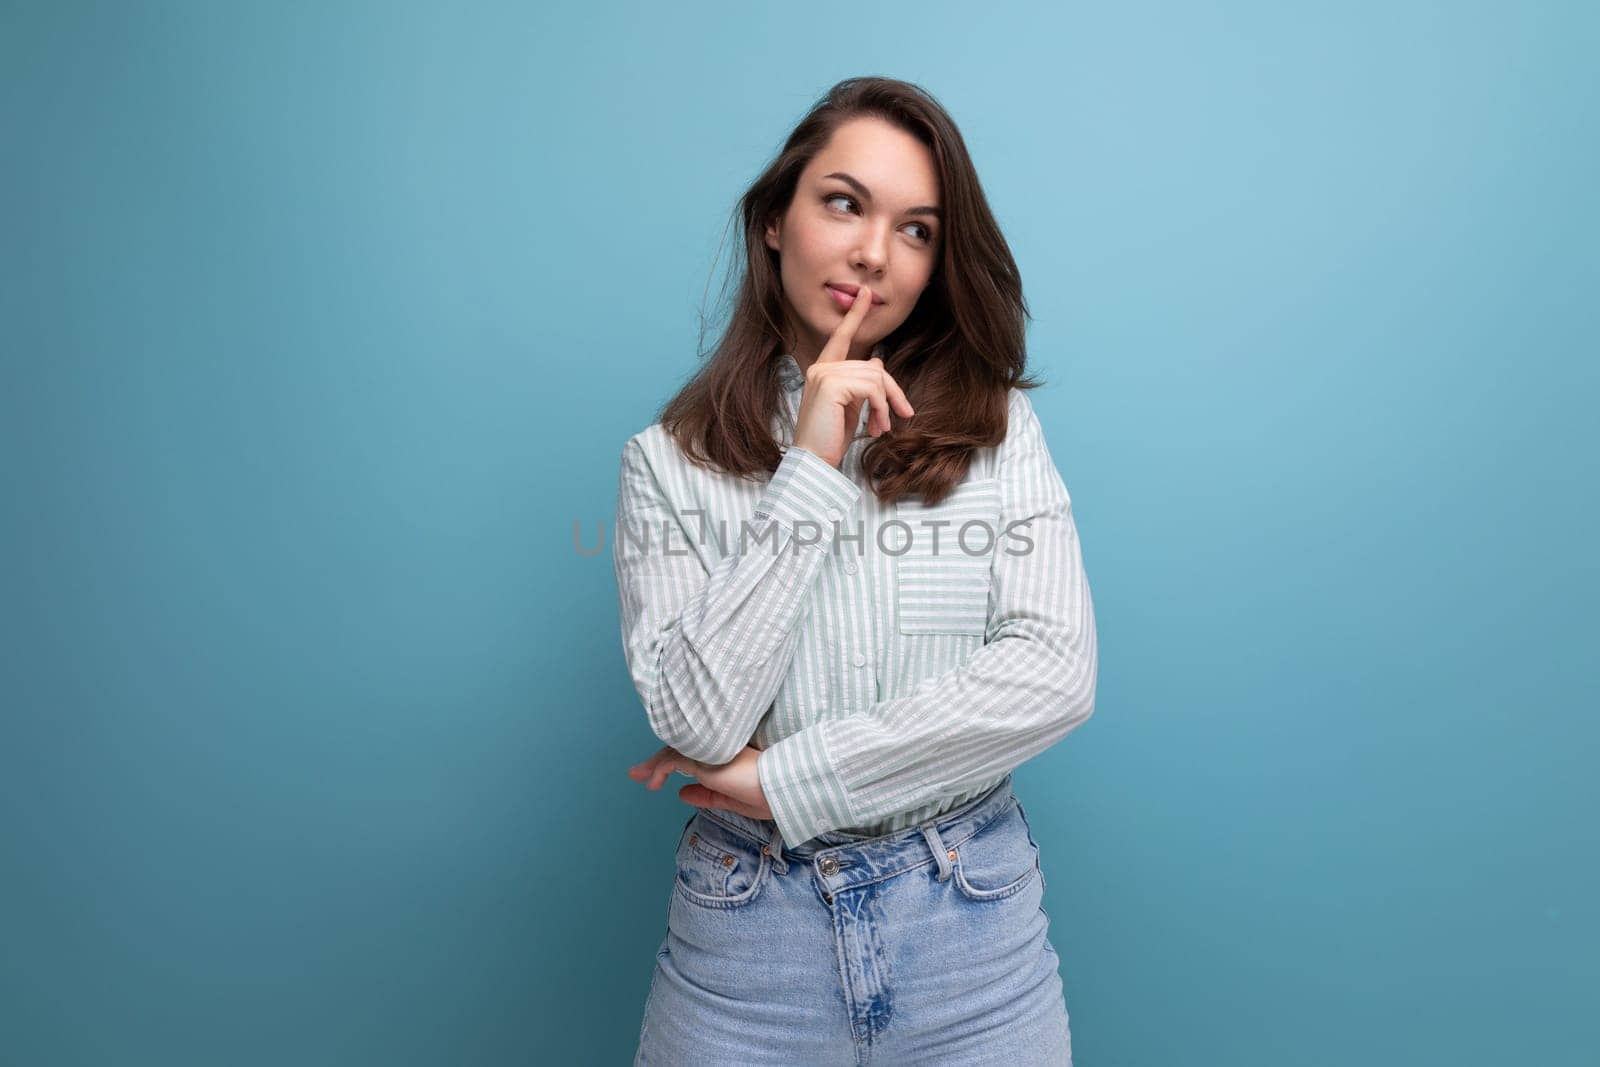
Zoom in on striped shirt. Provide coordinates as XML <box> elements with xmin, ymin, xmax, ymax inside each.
<box><xmin>611</xmin><ymin>349</ymin><xmax>1098</xmax><ymax>849</ymax></box>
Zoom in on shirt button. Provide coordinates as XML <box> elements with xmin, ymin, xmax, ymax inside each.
<box><xmin>843</xmin><ymin>561</ymin><xmax>858</xmax><ymax>575</ymax></box>
<box><xmin>852</xmin><ymin>652</ymin><xmax>867</xmax><ymax>668</ymax></box>
<box><xmin>826</xmin><ymin>507</ymin><xmax>842</xmax><ymax>521</ymax></box>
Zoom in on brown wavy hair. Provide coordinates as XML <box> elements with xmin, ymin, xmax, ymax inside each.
<box><xmin>659</xmin><ymin>76</ymin><xmax>1039</xmax><ymax>507</ymax></box>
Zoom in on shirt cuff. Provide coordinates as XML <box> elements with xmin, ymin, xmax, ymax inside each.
<box><xmin>758</xmin><ymin>726</ymin><xmax>855</xmax><ymax>849</ymax></box>
<box><xmin>753</xmin><ymin>445</ymin><xmax>861</xmax><ymax>537</ymax></box>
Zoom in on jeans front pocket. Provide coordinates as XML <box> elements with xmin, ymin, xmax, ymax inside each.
<box><xmin>672</xmin><ymin>811</ymin><xmax>771</xmax><ymax>909</ymax></box>
<box><xmin>949</xmin><ymin>799</ymin><xmax>1041</xmax><ymax>903</ymax></box>
<box><xmin>894</xmin><ymin>477</ymin><xmax>1002</xmax><ymax>637</ymax></box>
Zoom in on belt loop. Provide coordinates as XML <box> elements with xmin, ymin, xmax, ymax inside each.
<box><xmin>920</xmin><ymin>823</ymin><xmax>952</xmax><ymax>882</ymax></box>
<box><xmin>765</xmin><ymin>823</ymin><xmax>789</xmax><ymax>875</ymax></box>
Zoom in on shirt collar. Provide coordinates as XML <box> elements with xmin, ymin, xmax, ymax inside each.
<box><xmin>777</xmin><ymin>352</ymin><xmax>805</xmax><ymax>392</ymax></box>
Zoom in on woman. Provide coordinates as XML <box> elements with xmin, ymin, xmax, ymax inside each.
<box><xmin>613</xmin><ymin>76</ymin><xmax>1097</xmax><ymax>1065</ymax></box>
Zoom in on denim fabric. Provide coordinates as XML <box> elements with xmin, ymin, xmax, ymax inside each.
<box><xmin>634</xmin><ymin>775</ymin><xmax>1072</xmax><ymax>1065</ymax></box>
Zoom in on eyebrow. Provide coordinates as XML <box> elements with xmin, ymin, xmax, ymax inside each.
<box><xmin>822</xmin><ymin>171</ymin><xmax>942</xmax><ymax>221</ymax></box>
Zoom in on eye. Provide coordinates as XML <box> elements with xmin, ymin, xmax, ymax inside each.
<box><xmin>824</xmin><ymin>193</ymin><xmax>936</xmax><ymax>245</ymax></box>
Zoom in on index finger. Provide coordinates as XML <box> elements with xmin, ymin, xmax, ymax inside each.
<box><xmin>816</xmin><ymin>285</ymin><xmax>874</xmax><ymax>364</ymax></box>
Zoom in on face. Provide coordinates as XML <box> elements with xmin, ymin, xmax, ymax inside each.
<box><xmin>764</xmin><ymin>116</ymin><xmax>943</xmax><ymax>368</ymax></box>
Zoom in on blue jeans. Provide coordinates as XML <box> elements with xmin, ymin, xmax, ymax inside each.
<box><xmin>635</xmin><ymin>774</ymin><xmax>1073</xmax><ymax>1065</ymax></box>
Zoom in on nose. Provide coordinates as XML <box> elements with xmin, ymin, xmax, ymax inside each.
<box><xmin>852</xmin><ymin>225</ymin><xmax>890</xmax><ymax>277</ymax></box>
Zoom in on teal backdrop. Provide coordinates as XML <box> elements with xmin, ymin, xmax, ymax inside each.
<box><xmin>3</xmin><ymin>2</ymin><xmax>1594</xmax><ymax>1064</ymax></box>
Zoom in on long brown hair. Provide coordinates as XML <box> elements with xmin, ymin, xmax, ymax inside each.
<box><xmin>659</xmin><ymin>76</ymin><xmax>1040</xmax><ymax>507</ymax></box>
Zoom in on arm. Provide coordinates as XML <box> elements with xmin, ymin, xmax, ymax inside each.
<box><xmin>756</xmin><ymin>391</ymin><xmax>1099</xmax><ymax>847</ymax></box>
<box><xmin>612</xmin><ymin>433</ymin><xmax>862</xmax><ymax>765</ymax></box>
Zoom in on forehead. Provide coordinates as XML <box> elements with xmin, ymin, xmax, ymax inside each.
<box><xmin>804</xmin><ymin>117</ymin><xmax>940</xmax><ymax>204</ymax></box>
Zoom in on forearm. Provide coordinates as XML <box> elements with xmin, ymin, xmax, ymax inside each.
<box><xmin>615</xmin><ymin>442</ymin><xmax>860</xmax><ymax>764</ymax></box>
<box><xmin>759</xmin><ymin>609</ymin><xmax>1097</xmax><ymax>847</ymax></box>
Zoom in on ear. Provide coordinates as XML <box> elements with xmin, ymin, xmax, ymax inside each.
<box><xmin>763</xmin><ymin>214</ymin><xmax>781</xmax><ymax>252</ymax></box>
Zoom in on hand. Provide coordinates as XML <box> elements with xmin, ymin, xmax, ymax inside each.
<box><xmin>626</xmin><ymin>743</ymin><xmax>774</xmax><ymax>821</ymax></box>
<box><xmin>792</xmin><ymin>285</ymin><xmax>916</xmax><ymax>469</ymax></box>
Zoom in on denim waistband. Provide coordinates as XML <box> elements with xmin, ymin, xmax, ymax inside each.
<box><xmin>695</xmin><ymin>774</ymin><xmax>1017</xmax><ymax>887</ymax></box>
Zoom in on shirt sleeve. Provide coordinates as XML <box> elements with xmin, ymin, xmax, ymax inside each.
<box><xmin>613</xmin><ymin>434</ymin><xmax>862</xmax><ymax>766</ymax></box>
<box><xmin>756</xmin><ymin>391</ymin><xmax>1099</xmax><ymax>848</ymax></box>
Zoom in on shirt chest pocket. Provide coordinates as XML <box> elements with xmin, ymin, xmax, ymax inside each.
<box><xmin>893</xmin><ymin>477</ymin><xmax>1002</xmax><ymax>637</ymax></box>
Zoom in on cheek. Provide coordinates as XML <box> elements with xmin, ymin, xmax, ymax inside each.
<box><xmin>785</xmin><ymin>226</ymin><xmax>838</xmax><ymax>274</ymax></box>
<box><xmin>896</xmin><ymin>262</ymin><xmax>936</xmax><ymax>303</ymax></box>
<box><xmin>779</xmin><ymin>235</ymin><xmax>838</xmax><ymax>304</ymax></box>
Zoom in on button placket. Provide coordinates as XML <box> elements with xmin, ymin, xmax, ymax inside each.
<box><xmin>835</xmin><ymin>498</ymin><xmax>859</xmax><ymax>575</ymax></box>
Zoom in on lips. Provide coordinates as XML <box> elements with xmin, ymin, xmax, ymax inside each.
<box><xmin>826</xmin><ymin>283</ymin><xmax>886</xmax><ymax>306</ymax></box>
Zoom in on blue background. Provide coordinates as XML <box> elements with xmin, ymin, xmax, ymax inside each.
<box><xmin>3</xmin><ymin>2</ymin><xmax>1594</xmax><ymax>1063</ymax></box>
